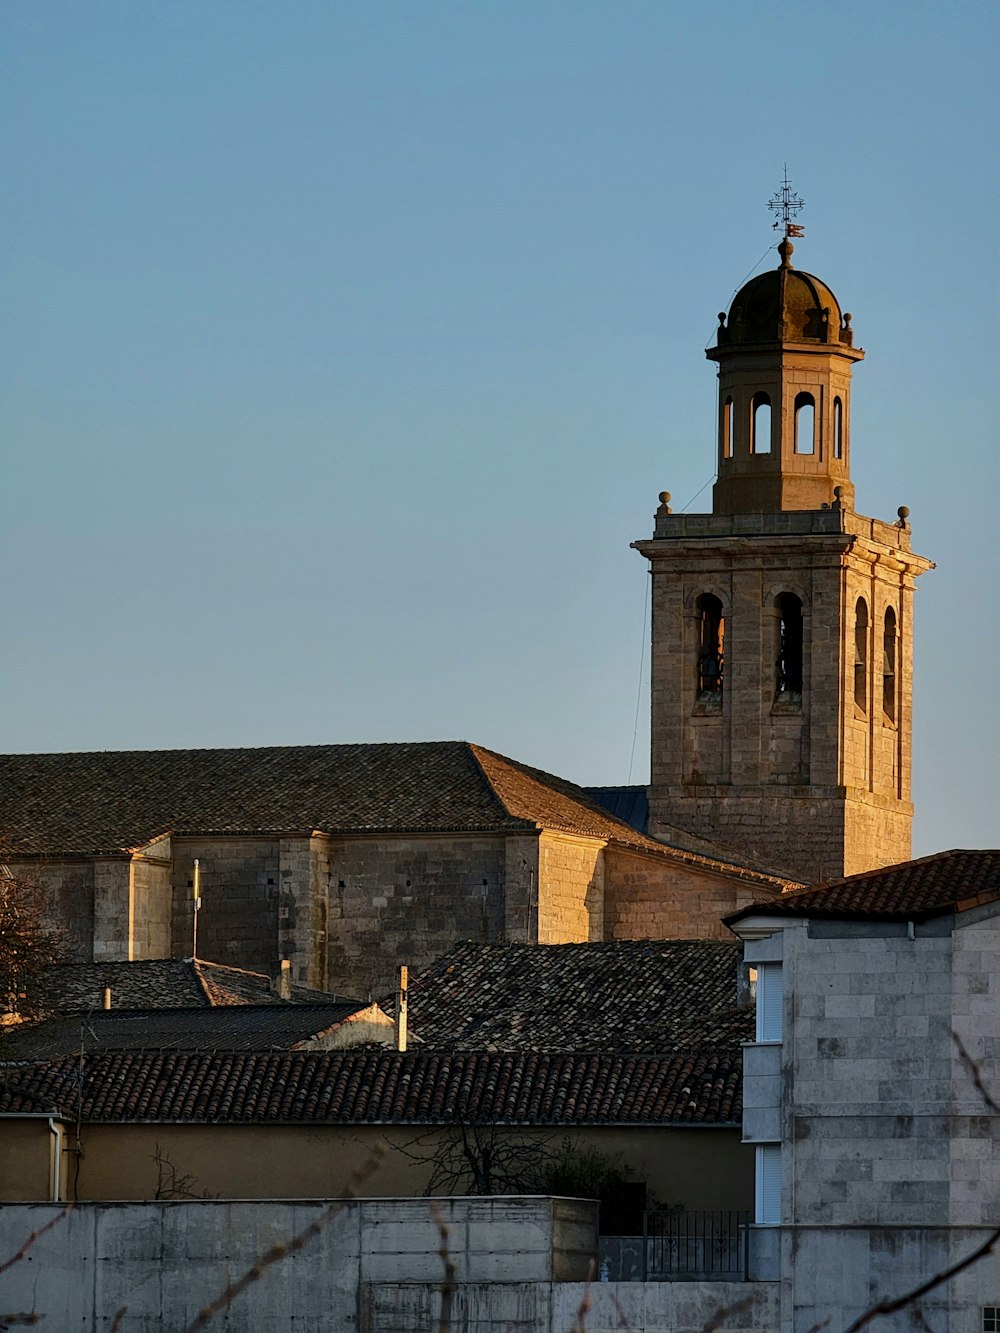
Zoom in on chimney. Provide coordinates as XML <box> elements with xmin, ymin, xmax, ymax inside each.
<box><xmin>272</xmin><ymin>959</ymin><xmax>292</xmax><ymax>1001</ymax></box>
<box><xmin>396</xmin><ymin>965</ymin><xmax>408</xmax><ymax>1053</ymax></box>
<box><xmin>102</xmin><ymin>986</ymin><xmax>112</xmax><ymax>1011</ymax></box>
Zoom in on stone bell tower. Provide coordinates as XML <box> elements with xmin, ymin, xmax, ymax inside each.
<box><xmin>633</xmin><ymin>212</ymin><xmax>933</xmax><ymax>885</ymax></box>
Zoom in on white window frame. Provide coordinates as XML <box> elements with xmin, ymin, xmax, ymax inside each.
<box><xmin>755</xmin><ymin>961</ymin><xmax>783</xmax><ymax>1043</ymax></box>
<box><xmin>755</xmin><ymin>1144</ymin><xmax>781</xmax><ymax>1226</ymax></box>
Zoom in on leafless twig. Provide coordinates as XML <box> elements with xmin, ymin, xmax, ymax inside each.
<box><xmin>570</xmin><ymin>1257</ymin><xmax>596</xmax><ymax>1333</ymax></box>
<box><xmin>184</xmin><ymin>1144</ymin><xmax>385</xmax><ymax>1331</ymax></box>
<box><xmin>0</xmin><ymin>1315</ymin><xmax>46</xmax><ymax>1328</ymax></box>
<box><xmin>429</xmin><ymin>1202</ymin><xmax>456</xmax><ymax>1333</ymax></box>
<box><xmin>840</xmin><ymin>1226</ymin><xmax>1000</xmax><ymax>1333</ymax></box>
<box><xmin>109</xmin><ymin>1308</ymin><xmax>127</xmax><ymax>1332</ymax></box>
<box><xmin>0</xmin><ymin>1206</ymin><xmax>73</xmax><ymax>1278</ymax></box>
<box><xmin>953</xmin><ymin>1031</ymin><xmax>1000</xmax><ymax>1115</ymax></box>
<box><xmin>609</xmin><ymin>1290</ymin><xmax>633</xmax><ymax>1330</ymax></box>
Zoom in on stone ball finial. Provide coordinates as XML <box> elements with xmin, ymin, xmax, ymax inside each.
<box><xmin>657</xmin><ymin>490</ymin><xmax>673</xmax><ymax>515</ymax></box>
<box><xmin>717</xmin><ymin>312</ymin><xmax>726</xmax><ymax>327</ymax></box>
<box><xmin>778</xmin><ymin>237</ymin><xmax>794</xmax><ymax>267</ymax></box>
<box><xmin>897</xmin><ymin>505</ymin><xmax>910</xmax><ymax>528</ymax></box>
<box><xmin>843</xmin><ymin>312</ymin><xmax>852</xmax><ymax>328</ymax></box>
<box><xmin>832</xmin><ymin>486</ymin><xmax>843</xmax><ymax>510</ymax></box>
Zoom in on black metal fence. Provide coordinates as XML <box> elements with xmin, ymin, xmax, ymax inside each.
<box><xmin>643</xmin><ymin>1209</ymin><xmax>750</xmax><ymax>1280</ymax></box>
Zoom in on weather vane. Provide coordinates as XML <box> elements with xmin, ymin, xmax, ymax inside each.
<box><xmin>768</xmin><ymin>167</ymin><xmax>805</xmax><ymax>238</ymax></box>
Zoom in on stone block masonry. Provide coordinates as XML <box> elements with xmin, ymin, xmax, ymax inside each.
<box><xmin>636</xmin><ymin>513</ymin><xmax>932</xmax><ymax>883</ymax></box>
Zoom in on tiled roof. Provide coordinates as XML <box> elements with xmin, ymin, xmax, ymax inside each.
<box><xmin>393</xmin><ymin>940</ymin><xmax>753</xmax><ymax>1053</ymax></box>
<box><xmin>0</xmin><ymin>1047</ymin><xmax>741</xmax><ymax>1126</ymax></box>
<box><xmin>26</xmin><ymin>958</ymin><xmax>344</xmax><ymax>1014</ymax></box>
<box><xmin>0</xmin><ymin>1004</ymin><xmax>375</xmax><ymax>1061</ymax></box>
<box><xmin>726</xmin><ymin>849</ymin><xmax>1000</xmax><ymax>924</ymax></box>
<box><xmin>0</xmin><ymin>742</ymin><xmax>785</xmax><ymax>883</ymax></box>
<box><xmin>0</xmin><ymin>741</ymin><xmax>671</xmax><ymax>859</ymax></box>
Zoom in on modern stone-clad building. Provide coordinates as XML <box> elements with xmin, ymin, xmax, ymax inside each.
<box><xmin>634</xmin><ymin>235</ymin><xmax>934</xmax><ymax>884</ymax></box>
<box><xmin>726</xmin><ymin>849</ymin><xmax>1000</xmax><ymax>1328</ymax></box>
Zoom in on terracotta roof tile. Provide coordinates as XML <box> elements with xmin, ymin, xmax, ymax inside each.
<box><xmin>395</xmin><ymin>940</ymin><xmax>753</xmax><ymax>1053</ymax></box>
<box><xmin>726</xmin><ymin>849</ymin><xmax>1000</xmax><ymax>924</ymax></box>
<box><xmin>0</xmin><ymin>1048</ymin><xmax>741</xmax><ymax>1126</ymax></box>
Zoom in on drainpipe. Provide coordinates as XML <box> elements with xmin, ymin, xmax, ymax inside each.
<box><xmin>47</xmin><ymin>1118</ymin><xmax>64</xmax><ymax>1202</ymax></box>
<box><xmin>396</xmin><ymin>966</ymin><xmax>408</xmax><ymax>1053</ymax></box>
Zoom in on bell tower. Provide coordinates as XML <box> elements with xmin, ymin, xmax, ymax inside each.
<box><xmin>633</xmin><ymin>185</ymin><xmax>933</xmax><ymax>884</ymax></box>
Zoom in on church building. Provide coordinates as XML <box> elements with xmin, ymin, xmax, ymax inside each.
<box><xmin>1</xmin><ymin>200</ymin><xmax>934</xmax><ymax>988</ymax></box>
<box><xmin>633</xmin><ymin>225</ymin><xmax>933</xmax><ymax>884</ymax></box>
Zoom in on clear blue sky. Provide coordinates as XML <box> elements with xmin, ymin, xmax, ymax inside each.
<box><xmin>3</xmin><ymin>1</ymin><xmax>997</xmax><ymax>856</ymax></box>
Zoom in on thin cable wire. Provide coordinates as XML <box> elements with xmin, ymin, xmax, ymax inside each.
<box><xmin>679</xmin><ymin>474</ymin><xmax>716</xmax><ymax>513</ymax></box>
<box><xmin>703</xmin><ymin>242</ymin><xmax>777</xmax><ymax>348</ymax></box>
<box><xmin>626</xmin><ymin>577</ymin><xmax>649</xmax><ymax>785</ymax></box>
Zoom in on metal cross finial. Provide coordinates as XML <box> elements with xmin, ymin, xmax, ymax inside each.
<box><xmin>768</xmin><ymin>167</ymin><xmax>805</xmax><ymax>238</ymax></box>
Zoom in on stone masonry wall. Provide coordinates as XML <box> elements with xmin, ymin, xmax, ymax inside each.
<box><xmin>604</xmin><ymin>846</ymin><xmax>776</xmax><ymax>941</ymax></box>
<box><xmin>20</xmin><ymin>859</ymin><xmax>96</xmax><ymax>961</ymax></box>
<box><xmin>325</xmin><ymin>834</ymin><xmax>507</xmax><ymax>998</ymax></box>
<box><xmin>128</xmin><ymin>849</ymin><xmax>172</xmax><ymax>960</ymax></box>
<box><xmin>535</xmin><ymin>831</ymin><xmax>604</xmax><ymax>944</ymax></box>
<box><xmin>170</xmin><ymin>836</ymin><xmax>279</xmax><ymax>972</ymax></box>
<box><xmin>642</xmin><ymin>518</ymin><xmax>927</xmax><ymax>884</ymax></box>
<box><xmin>92</xmin><ymin>858</ymin><xmax>132</xmax><ymax>962</ymax></box>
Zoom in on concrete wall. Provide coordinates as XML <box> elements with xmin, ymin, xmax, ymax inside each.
<box><xmin>18</xmin><ymin>1121</ymin><xmax>749</xmax><ymax>1212</ymax></box>
<box><xmin>604</xmin><ymin>845</ymin><xmax>775</xmax><ymax>941</ymax></box>
<box><xmin>0</xmin><ymin>1196</ymin><xmax>597</xmax><ymax>1331</ymax></box>
<box><xmin>364</xmin><ymin>1279</ymin><xmax>779</xmax><ymax>1331</ymax></box>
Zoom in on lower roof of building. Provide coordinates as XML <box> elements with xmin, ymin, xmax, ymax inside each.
<box><xmin>0</xmin><ymin>1046</ymin><xmax>742</xmax><ymax>1127</ymax></box>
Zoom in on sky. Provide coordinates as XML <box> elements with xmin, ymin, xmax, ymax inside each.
<box><xmin>3</xmin><ymin>1</ymin><xmax>997</xmax><ymax>856</ymax></box>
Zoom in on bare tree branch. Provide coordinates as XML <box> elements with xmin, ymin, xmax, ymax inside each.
<box><xmin>953</xmin><ymin>1031</ymin><xmax>1000</xmax><ymax>1115</ymax></box>
<box><xmin>0</xmin><ymin>1206</ymin><xmax>73</xmax><ymax>1278</ymax></box>
<box><xmin>430</xmin><ymin>1202</ymin><xmax>456</xmax><ymax>1333</ymax></box>
<box><xmin>841</xmin><ymin>1227</ymin><xmax>1000</xmax><ymax>1333</ymax></box>
<box><xmin>184</xmin><ymin>1145</ymin><xmax>385</xmax><ymax>1331</ymax></box>
<box><xmin>569</xmin><ymin>1258</ymin><xmax>596</xmax><ymax>1333</ymax></box>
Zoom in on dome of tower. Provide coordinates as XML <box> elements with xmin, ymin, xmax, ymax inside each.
<box><xmin>716</xmin><ymin>239</ymin><xmax>855</xmax><ymax>348</ymax></box>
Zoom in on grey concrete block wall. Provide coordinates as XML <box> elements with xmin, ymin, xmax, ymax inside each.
<box><xmin>0</xmin><ymin>1196</ymin><xmax>598</xmax><ymax>1332</ymax></box>
<box><xmin>364</xmin><ymin>1280</ymin><xmax>780</xmax><ymax>1332</ymax></box>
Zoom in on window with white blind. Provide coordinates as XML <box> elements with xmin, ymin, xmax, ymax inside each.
<box><xmin>755</xmin><ymin>1144</ymin><xmax>781</xmax><ymax>1225</ymax></box>
<box><xmin>755</xmin><ymin>962</ymin><xmax>783</xmax><ymax>1042</ymax></box>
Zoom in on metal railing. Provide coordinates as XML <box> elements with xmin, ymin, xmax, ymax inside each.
<box><xmin>643</xmin><ymin>1209</ymin><xmax>750</xmax><ymax>1280</ymax></box>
